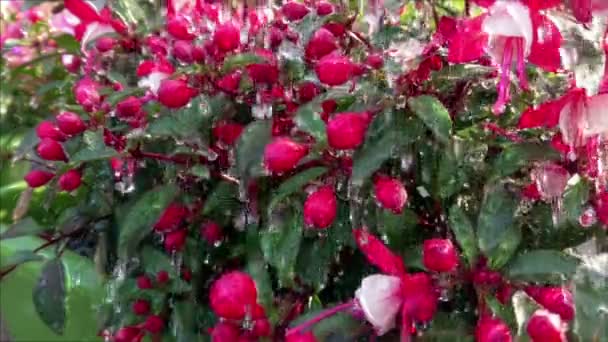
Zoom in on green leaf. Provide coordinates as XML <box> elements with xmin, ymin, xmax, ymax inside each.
<box><xmin>0</xmin><ymin>250</ymin><xmax>44</xmax><ymax>269</ymax></box>
<box><xmin>105</xmin><ymin>88</ymin><xmax>144</xmax><ymax>107</ymax></box>
<box><xmin>437</xmin><ymin>147</ymin><xmax>467</xmax><ymax>198</ymax></box>
<box><xmin>202</xmin><ymin>181</ymin><xmax>240</xmax><ymax>215</ymax></box>
<box><xmin>294</xmin><ymin>104</ymin><xmax>327</xmax><ymax>145</ymax></box>
<box><xmin>351</xmin><ymin>130</ymin><xmax>396</xmax><ymax>185</ymax></box>
<box><xmin>140</xmin><ymin>246</ymin><xmax>177</xmax><ymax>277</ymax></box>
<box><xmin>33</xmin><ymin>259</ymin><xmax>66</xmax><ymax>335</ymax></box>
<box><xmin>477</xmin><ymin>184</ymin><xmax>519</xmax><ymax>263</ymax></box>
<box><xmin>260</xmin><ymin>207</ymin><xmax>303</xmax><ymax>284</ymax></box>
<box><xmin>1</xmin><ymin>217</ymin><xmax>45</xmax><ymax>240</ymax></box>
<box><xmin>221</xmin><ymin>53</ymin><xmax>266</xmax><ymax>73</ymax></box>
<box><xmin>117</xmin><ymin>185</ymin><xmax>178</xmax><ymax>257</ymax></box>
<box><xmin>171</xmin><ymin>302</ymin><xmax>201</xmax><ymax>342</ymax></box>
<box><xmin>408</xmin><ymin>95</ymin><xmax>452</xmax><ymax>143</ymax></box>
<box><xmin>448</xmin><ymin>204</ymin><xmax>478</xmax><ymax>267</ymax></box>
<box><xmin>147</xmin><ymin>96</ymin><xmax>211</xmax><ymax>140</ymax></box>
<box><xmin>236</xmin><ymin>120</ymin><xmax>272</xmax><ymax>182</ymax></box>
<box><xmin>573</xmin><ymin>255</ymin><xmax>608</xmax><ymax>341</ymax></box>
<box><xmin>268</xmin><ymin>167</ymin><xmax>327</xmax><ymax>213</ymax></box>
<box><xmin>562</xmin><ymin>176</ymin><xmax>590</xmax><ymax>225</ymax></box>
<box><xmin>71</xmin><ymin>130</ymin><xmax>118</xmax><ymax>163</ymax></box>
<box><xmin>296</xmin><ymin>238</ymin><xmax>334</xmax><ymax>291</ymax></box>
<box><xmin>506</xmin><ymin>250</ymin><xmax>580</xmax><ymax>283</ymax></box>
<box><xmin>486</xmin><ymin>225</ymin><xmax>521</xmax><ymax>270</ymax></box>
<box><xmin>54</xmin><ymin>34</ymin><xmax>80</xmax><ymax>54</ymax></box>
<box><xmin>246</xmin><ymin>226</ymin><xmax>273</xmax><ymax>311</ymax></box>
<box><xmin>491</xmin><ymin>143</ymin><xmax>560</xmax><ymax>180</ymax></box>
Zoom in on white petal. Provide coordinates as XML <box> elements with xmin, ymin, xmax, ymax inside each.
<box><xmin>483</xmin><ymin>1</ymin><xmax>533</xmax><ymax>55</ymax></box>
<box><xmin>583</xmin><ymin>94</ymin><xmax>608</xmax><ymax>138</ymax></box>
<box><xmin>559</xmin><ymin>97</ymin><xmax>586</xmax><ymax>146</ymax></box>
<box><xmin>138</xmin><ymin>72</ymin><xmax>170</xmax><ymax>94</ymax></box>
<box><xmin>355</xmin><ymin>274</ymin><xmax>402</xmax><ymax>336</ymax></box>
<box><xmin>80</xmin><ymin>22</ymin><xmax>115</xmax><ymax>52</ymax></box>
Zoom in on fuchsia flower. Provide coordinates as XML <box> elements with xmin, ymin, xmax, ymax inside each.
<box><xmin>137</xmin><ymin>59</ymin><xmax>175</xmax><ymax>94</ymax></box>
<box><xmin>61</xmin><ymin>0</ymin><xmax>126</xmax><ymax>51</ymax></box>
<box><xmin>74</xmin><ymin>77</ymin><xmax>101</xmax><ymax>112</ymax></box>
<box><xmin>475</xmin><ymin>316</ymin><xmax>513</xmax><ymax>342</ymax></box>
<box><xmin>525</xmin><ymin>286</ymin><xmax>574</xmax><ymax>322</ymax></box>
<box><xmin>526</xmin><ymin>309</ymin><xmax>566</xmax><ymax>342</ymax></box>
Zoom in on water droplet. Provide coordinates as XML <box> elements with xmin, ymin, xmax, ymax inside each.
<box><xmin>579</xmin><ymin>207</ymin><xmax>597</xmax><ymax>228</ymax></box>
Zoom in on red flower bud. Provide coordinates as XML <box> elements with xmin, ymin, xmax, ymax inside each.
<box><xmin>56</xmin><ymin>111</ymin><xmax>86</xmax><ymax>135</ymax></box>
<box><xmin>143</xmin><ymin>315</ymin><xmax>164</xmax><ymax>334</ymax></box>
<box><xmin>595</xmin><ymin>191</ymin><xmax>608</xmax><ymax>225</ymax></box>
<box><xmin>200</xmin><ymin>221</ymin><xmax>223</xmax><ymax>245</ymax></box>
<box><xmin>525</xmin><ymin>286</ymin><xmax>574</xmax><ymax>321</ymax></box>
<box><xmin>164</xmin><ymin>229</ymin><xmax>187</xmax><ymax>252</ymax></box>
<box><xmin>263</xmin><ymin>138</ymin><xmax>308</xmax><ymax>173</ymax></box>
<box><xmin>154</xmin><ymin>203</ymin><xmax>188</xmax><ymax>232</ymax></box>
<box><xmin>522</xmin><ymin>182</ymin><xmax>542</xmax><ymax>200</ymax></box>
<box><xmin>132</xmin><ymin>299</ymin><xmax>150</xmax><ymax>316</ymax></box>
<box><xmin>62</xmin><ymin>54</ymin><xmax>81</xmax><ymax>74</ymax></box>
<box><xmin>365</xmin><ymin>53</ymin><xmax>384</xmax><ymax>69</ymax></box>
<box><xmin>287</xmin><ymin>332</ymin><xmax>318</xmax><ymax>342</ymax></box>
<box><xmin>323</xmin><ymin>22</ymin><xmax>346</xmax><ymax>37</ymax></box>
<box><xmin>374</xmin><ymin>176</ymin><xmax>408</xmax><ymax>214</ymax></box>
<box><xmin>217</xmin><ymin>71</ymin><xmax>242</xmax><ymax>93</ymax></box>
<box><xmin>305</xmin><ymin>28</ymin><xmax>338</xmax><ymax>61</ymax></box>
<box><xmin>423</xmin><ymin>238</ymin><xmax>459</xmax><ymax>272</ymax></box>
<box><xmin>327</xmin><ymin>112</ymin><xmax>369</xmax><ymax>150</ymax></box>
<box><xmin>157</xmin><ymin>79</ymin><xmax>196</xmax><ymax>109</ymax></box>
<box><xmin>246</xmin><ymin>50</ymin><xmax>279</xmax><ymax>84</ymax></box>
<box><xmin>173</xmin><ymin>40</ymin><xmax>194</xmax><ymax>63</ymax></box>
<box><xmin>36</xmin><ymin>121</ymin><xmax>67</xmax><ymax>141</ymax></box>
<box><xmin>211</xmin><ymin>323</ymin><xmax>240</xmax><ymax>342</ymax></box>
<box><xmin>96</xmin><ymin>36</ymin><xmax>116</xmax><ymax>52</ymax></box>
<box><xmin>214</xmin><ymin>22</ymin><xmax>240</xmax><ymax>52</ymax></box>
<box><xmin>475</xmin><ymin>317</ymin><xmax>512</xmax><ymax>342</ymax></box>
<box><xmin>136</xmin><ymin>275</ymin><xmax>153</xmax><ymax>289</ymax></box>
<box><xmin>116</xmin><ymin>96</ymin><xmax>142</xmax><ymax>118</ymax></box>
<box><xmin>297</xmin><ymin>82</ymin><xmax>320</xmax><ymax>103</ymax></box>
<box><xmin>304</xmin><ymin>186</ymin><xmax>337</xmax><ymax>229</ymax></box>
<box><xmin>209</xmin><ymin>271</ymin><xmax>258</xmax><ymax>320</ymax></box>
<box><xmin>252</xmin><ymin>319</ymin><xmax>271</xmax><ymax>337</ymax></box>
<box><xmin>113</xmin><ymin>326</ymin><xmax>142</xmax><ymax>342</ymax></box>
<box><xmin>156</xmin><ymin>270</ymin><xmax>170</xmax><ymax>284</ymax></box>
<box><xmin>58</xmin><ymin>169</ymin><xmax>82</xmax><ymax>192</ymax></box>
<box><xmin>192</xmin><ymin>45</ymin><xmax>206</xmax><ymax>63</ymax></box>
<box><xmin>74</xmin><ymin>77</ymin><xmax>101</xmax><ymax>112</ymax></box>
<box><xmin>402</xmin><ymin>273</ymin><xmax>438</xmax><ymax>322</ymax></box>
<box><xmin>37</xmin><ymin>138</ymin><xmax>67</xmax><ymax>161</ymax></box>
<box><xmin>321</xmin><ymin>99</ymin><xmax>337</xmax><ymax>114</ymax></box>
<box><xmin>316</xmin><ymin>2</ymin><xmax>334</xmax><ymax>16</ymax></box>
<box><xmin>145</xmin><ymin>36</ymin><xmax>168</xmax><ymax>56</ymax></box>
<box><xmin>24</xmin><ymin>170</ymin><xmax>54</xmax><ymax>188</ymax></box>
<box><xmin>167</xmin><ymin>15</ymin><xmax>195</xmax><ymax>40</ymax></box>
<box><xmin>213</xmin><ymin>121</ymin><xmax>244</xmax><ymax>146</ymax></box>
<box><xmin>315</xmin><ymin>54</ymin><xmax>357</xmax><ymax>86</ymax></box>
<box><xmin>526</xmin><ymin>310</ymin><xmax>565</xmax><ymax>342</ymax></box>
<box><xmin>282</xmin><ymin>2</ymin><xmax>310</xmax><ymax>21</ymax></box>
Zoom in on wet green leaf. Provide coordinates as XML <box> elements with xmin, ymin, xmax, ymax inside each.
<box><xmin>268</xmin><ymin>167</ymin><xmax>327</xmax><ymax>213</ymax></box>
<box><xmin>33</xmin><ymin>259</ymin><xmax>66</xmax><ymax>335</ymax></box>
<box><xmin>1</xmin><ymin>217</ymin><xmax>45</xmax><ymax>240</ymax></box>
<box><xmin>506</xmin><ymin>250</ymin><xmax>579</xmax><ymax>283</ymax></box>
<box><xmin>408</xmin><ymin>95</ymin><xmax>452</xmax><ymax>143</ymax></box>
<box><xmin>448</xmin><ymin>204</ymin><xmax>478</xmax><ymax>266</ymax></box>
<box><xmin>71</xmin><ymin>130</ymin><xmax>118</xmax><ymax>163</ymax></box>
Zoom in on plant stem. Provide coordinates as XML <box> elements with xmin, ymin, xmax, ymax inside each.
<box><xmin>286</xmin><ymin>301</ymin><xmax>354</xmax><ymax>337</ymax></box>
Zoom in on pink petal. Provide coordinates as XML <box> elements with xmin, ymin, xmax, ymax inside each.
<box><xmin>79</xmin><ymin>22</ymin><xmax>115</xmax><ymax>50</ymax></box>
<box><xmin>64</xmin><ymin>0</ymin><xmax>100</xmax><ymax>24</ymax></box>
<box><xmin>528</xmin><ymin>13</ymin><xmax>562</xmax><ymax>72</ymax></box>
<box><xmin>526</xmin><ymin>0</ymin><xmax>561</xmax><ymax>11</ymax></box>
<box><xmin>353</xmin><ymin>229</ymin><xmax>406</xmax><ymax>276</ymax></box>
<box><xmin>447</xmin><ymin>16</ymin><xmax>488</xmax><ymax>63</ymax></box>
<box><xmin>483</xmin><ymin>1</ymin><xmax>533</xmax><ymax>56</ymax></box>
<box><xmin>51</xmin><ymin>9</ymin><xmax>80</xmax><ymax>36</ymax></box>
<box><xmin>518</xmin><ymin>96</ymin><xmax>564</xmax><ymax>129</ymax></box>
<box><xmin>355</xmin><ymin>274</ymin><xmax>403</xmax><ymax>335</ymax></box>
<box><xmin>558</xmin><ymin>89</ymin><xmax>587</xmax><ymax>147</ymax></box>
<box><xmin>583</xmin><ymin>94</ymin><xmax>608</xmax><ymax>138</ymax></box>
<box><xmin>571</xmin><ymin>0</ymin><xmax>593</xmax><ymax>24</ymax></box>
<box><xmin>472</xmin><ymin>0</ymin><xmax>495</xmax><ymax>8</ymax></box>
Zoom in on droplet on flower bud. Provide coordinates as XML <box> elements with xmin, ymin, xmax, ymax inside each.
<box><xmin>211</xmin><ymin>322</ymin><xmax>240</xmax><ymax>342</ymax></box>
<box><xmin>282</xmin><ymin>2</ymin><xmax>310</xmax><ymax>21</ymax></box>
<box><xmin>132</xmin><ymin>299</ymin><xmax>150</xmax><ymax>316</ymax></box>
<box><xmin>96</xmin><ymin>36</ymin><xmax>116</xmax><ymax>52</ymax></box>
<box><xmin>209</xmin><ymin>271</ymin><xmax>258</xmax><ymax>320</ymax></box>
<box><xmin>373</xmin><ymin>176</ymin><xmax>408</xmax><ymax>214</ymax></box>
<box><xmin>525</xmin><ymin>286</ymin><xmax>574</xmax><ymax>321</ymax></box>
<box><xmin>61</xmin><ymin>54</ymin><xmax>81</xmax><ymax>73</ymax></box>
<box><xmin>58</xmin><ymin>169</ymin><xmax>82</xmax><ymax>192</ymax></box>
<box><xmin>113</xmin><ymin>326</ymin><xmax>142</xmax><ymax>342</ymax></box>
<box><xmin>154</xmin><ymin>203</ymin><xmax>188</xmax><ymax>232</ymax></box>
<box><xmin>116</xmin><ymin>96</ymin><xmax>142</xmax><ymax>118</ymax></box>
<box><xmin>136</xmin><ymin>275</ymin><xmax>153</xmax><ymax>289</ymax></box>
<box><xmin>56</xmin><ymin>111</ymin><xmax>86</xmax><ymax>135</ymax></box>
<box><xmin>24</xmin><ymin>170</ymin><xmax>54</xmax><ymax>188</ymax></box>
<box><xmin>304</xmin><ymin>186</ymin><xmax>337</xmax><ymax>229</ymax></box>
<box><xmin>246</xmin><ymin>49</ymin><xmax>279</xmax><ymax>85</ymax></box>
<box><xmin>315</xmin><ymin>53</ymin><xmax>358</xmax><ymax>86</ymax></box>
<box><xmin>531</xmin><ymin>163</ymin><xmax>569</xmax><ymax>199</ymax></box>
<box><xmin>164</xmin><ymin>229</ymin><xmax>187</xmax><ymax>252</ymax></box>
<box><xmin>200</xmin><ymin>221</ymin><xmax>223</xmax><ymax>245</ymax></box>
<box><xmin>475</xmin><ymin>317</ymin><xmax>512</xmax><ymax>342</ymax></box>
<box><xmin>326</xmin><ymin>112</ymin><xmax>369</xmax><ymax>150</ymax></box>
<box><xmin>36</xmin><ymin>121</ymin><xmax>66</xmax><ymax>141</ymax></box>
<box><xmin>305</xmin><ymin>28</ymin><xmax>338</xmax><ymax>61</ymax></box>
<box><xmin>157</xmin><ymin>79</ymin><xmax>196</xmax><ymax>108</ymax></box>
<box><xmin>167</xmin><ymin>15</ymin><xmax>195</xmax><ymax>40</ymax></box>
<box><xmin>217</xmin><ymin>71</ymin><xmax>242</xmax><ymax>93</ymax></box>
<box><xmin>74</xmin><ymin>77</ymin><xmax>101</xmax><ymax>112</ymax></box>
<box><xmin>423</xmin><ymin>239</ymin><xmax>459</xmax><ymax>272</ymax></box>
<box><xmin>526</xmin><ymin>310</ymin><xmax>566</xmax><ymax>342</ymax></box>
<box><xmin>579</xmin><ymin>207</ymin><xmax>597</xmax><ymax>228</ymax></box>
<box><xmin>37</xmin><ymin>138</ymin><xmax>67</xmax><ymax>161</ymax></box>
<box><xmin>143</xmin><ymin>315</ymin><xmax>164</xmax><ymax>334</ymax></box>
<box><xmin>214</xmin><ymin>22</ymin><xmax>240</xmax><ymax>52</ymax></box>
<box><xmin>263</xmin><ymin>137</ymin><xmax>308</xmax><ymax>173</ymax></box>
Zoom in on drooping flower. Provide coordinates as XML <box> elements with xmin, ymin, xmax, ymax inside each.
<box><xmin>526</xmin><ymin>310</ymin><xmax>566</xmax><ymax>342</ymax></box>
<box><xmin>354</xmin><ymin>274</ymin><xmax>403</xmax><ymax>335</ymax></box>
<box><xmin>62</xmin><ymin>0</ymin><xmax>126</xmax><ymax>51</ymax></box>
<box><xmin>475</xmin><ymin>316</ymin><xmax>513</xmax><ymax>342</ymax></box>
<box><xmin>525</xmin><ymin>286</ymin><xmax>574</xmax><ymax>321</ymax></box>
<box><xmin>137</xmin><ymin>59</ymin><xmax>175</xmax><ymax>94</ymax></box>
<box><xmin>74</xmin><ymin>77</ymin><xmax>101</xmax><ymax>112</ymax></box>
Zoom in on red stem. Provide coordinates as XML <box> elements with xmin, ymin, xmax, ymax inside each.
<box><xmin>285</xmin><ymin>301</ymin><xmax>354</xmax><ymax>337</ymax></box>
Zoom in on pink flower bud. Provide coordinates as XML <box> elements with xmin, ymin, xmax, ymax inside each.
<box><xmin>163</xmin><ymin>229</ymin><xmax>187</xmax><ymax>252</ymax></box>
<box><xmin>56</xmin><ymin>111</ymin><xmax>86</xmax><ymax>135</ymax></box>
<box><xmin>116</xmin><ymin>96</ymin><xmax>142</xmax><ymax>118</ymax></box>
<box><xmin>200</xmin><ymin>221</ymin><xmax>223</xmax><ymax>245</ymax></box>
<box><xmin>525</xmin><ymin>286</ymin><xmax>574</xmax><ymax>321</ymax></box>
<box><xmin>132</xmin><ymin>299</ymin><xmax>150</xmax><ymax>316</ymax></box>
<box><xmin>246</xmin><ymin>49</ymin><xmax>279</xmax><ymax>84</ymax></box>
<box><xmin>96</xmin><ymin>36</ymin><xmax>116</xmax><ymax>52</ymax></box>
<box><xmin>305</xmin><ymin>28</ymin><xmax>338</xmax><ymax>61</ymax></box>
<box><xmin>143</xmin><ymin>315</ymin><xmax>164</xmax><ymax>334</ymax></box>
<box><xmin>154</xmin><ymin>203</ymin><xmax>188</xmax><ymax>232</ymax></box>
<box><xmin>36</xmin><ymin>121</ymin><xmax>66</xmax><ymax>141</ymax></box>
<box><xmin>145</xmin><ymin>36</ymin><xmax>168</xmax><ymax>56</ymax></box>
<box><xmin>172</xmin><ymin>40</ymin><xmax>194</xmax><ymax>63</ymax></box>
<box><xmin>475</xmin><ymin>317</ymin><xmax>512</xmax><ymax>342</ymax></box>
<box><xmin>24</xmin><ymin>170</ymin><xmax>54</xmax><ymax>188</ymax></box>
<box><xmin>211</xmin><ymin>323</ymin><xmax>240</xmax><ymax>342</ymax></box>
<box><xmin>353</xmin><ymin>228</ymin><xmax>406</xmax><ymax>275</ymax></box>
<box><xmin>213</xmin><ymin>121</ymin><xmax>244</xmax><ymax>146</ymax></box>
<box><xmin>58</xmin><ymin>169</ymin><xmax>82</xmax><ymax>192</ymax></box>
<box><xmin>167</xmin><ymin>15</ymin><xmax>195</xmax><ymax>41</ymax></box>
<box><xmin>37</xmin><ymin>138</ymin><xmax>67</xmax><ymax>161</ymax></box>
<box><xmin>192</xmin><ymin>45</ymin><xmax>205</xmax><ymax>63</ymax></box>
<box><xmin>373</xmin><ymin>176</ymin><xmax>408</xmax><ymax>214</ymax></box>
<box><xmin>113</xmin><ymin>326</ymin><xmax>142</xmax><ymax>342</ymax></box>
<box><xmin>315</xmin><ymin>54</ymin><xmax>357</xmax><ymax>86</ymax></box>
<box><xmin>526</xmin><ymin>310</ymin><xmax>565</xmax><ymax>342</ymax></box>
<box><xmin>326</xmin><ymin>112</ymin><xmax>369</xmax><ymax>150</ymax></box>
<box><xmin>74</xmin><ymin>77</ymin><xmax>101</xmax><ymax>112</ymax></box>
<box><xmin>217</xmin><ymin>71</ymin><xmax>242</xmax><ymax>93</ymax></box>
<box><xmin>157</xmin><ymin>79</ymin><xmax>196</xmax><ymax>108</ymax></box>
<box><xmin>297</xmin><ymin>82</ymin><xmax>320</xmax><ymax>103</ymax></box>
<box><xmin>214</xmin><ymin>22</ymin><xmax>240</xmax><ymax>52</ymax></box>
<box><xmin>282</xmin><ymin>2</ymin><xmax>310</xmax><ymax>21</ymax></box>
<box><xmin>365</xmin><ymin>53</ymin><xmax>384</xmax><ymax>69</ymax></box>
<box><xmin>62</xmin><ymin>54</ymin><xmax>81</xmax><ymax>74</ymax></box>
<box><xmin>595</xmin><ymin>191</ymin><xmax>608</xmax><ymax>225</ymax></box>
<box><xmin>423</xmin><ymin>238</ymin><xmax>459</xmax><ymax>272</ymax></box>
<box><xmin>136</xmin><ymin>275</ymin><xmax>153</xmax><ymax>289</ymax></box>
<box><xmin>263</xmin><ymin>138</ymin><xmax>308</xmax><ymax>173</ymax></box>
<box><xmin>287</xmin><ymin>332</ymin><xmax>318</xmax><ymax>342</ymax></box>
<box><xmin>316</xmin><ymin>2</ymin><xmax>334</xmax><ymax>16</ymax></box>
<box><xmin>323</xmin><ymin>22</ymin><xmax>346</xmax><ymax>37</ymax></box>
<box><xmin>252</xmin><ymin>318</ymin><xmax>271</xmax><ymax>337</ymax></box>
<box><xmin>209</xmin><ymin>271</ymin><xmax>258</xmax><ymax>320</ymax></box>
<box><xmin>156</xmin><ymin>270</ymin><xmax>169</xmax><ymax>284</ymax></box>
<box><xmin>304</xmin><ymin>186</ymin><xmax>337</xmax><ymax>229</ymax></box>
<box><xmin>402</xmin><ymin>272</ymin><xmax>438</xmax><ymax>322</ymax></box>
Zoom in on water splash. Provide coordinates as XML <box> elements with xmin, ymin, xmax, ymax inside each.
<box><xmin>532</xmin><ymin>163</ymin><xmax>569</xmax><ymax>226</ymax></box>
